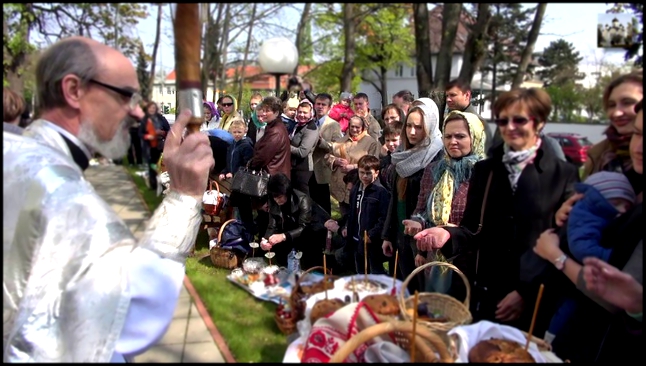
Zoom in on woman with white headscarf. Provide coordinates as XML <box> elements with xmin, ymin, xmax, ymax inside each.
<box><xmin>381</xmin><ymin>99</ymin><xmax>444</xmax><ymax>293</ymax></box>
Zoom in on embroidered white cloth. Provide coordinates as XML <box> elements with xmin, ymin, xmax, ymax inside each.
<box><xmin>297</xmin><ymin>275</ymin><xmax>406</xmax><ymax>338</ymax></box>
<box><xmin>448</xmin><ymin>320</ymin><xmax>546</xmax><ymax>363</ymax></box>
<box><xmin>301</xmin><ymin>302</ymin><xmax>392</xmax><ymax>363</ymax></box>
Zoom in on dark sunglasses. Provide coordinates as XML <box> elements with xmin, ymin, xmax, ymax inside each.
<box><xmin>89</xmin><ymin>79</ymin><xmax>141</xmax><ymax>110</ymax></box>
<box><xmin>494</xmin><ymin>116</ymin><xmax>533</xmax><ymax>127</ymax></box>
<box><xmin>221</xmin><ymin>102</ymin><xmax>234</xmax><ymax>107</ymax></box>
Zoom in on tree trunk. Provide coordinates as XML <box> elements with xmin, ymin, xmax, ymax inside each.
<box><xmin>380</xmin><ymin>66</ymin><xmax>388</xmax><ymax>109</ymax></box>
<box><xmin>489</xmin><ymin>4</ymin><xmax>501</xmax><ymax>123</ymax></box>
<box><xmin>218</xmin><ymin>4</ymin><xmax>232</xmax><ymax>96</ymax></box>
<box><xmin>237</xmin><ymin>4</ymin><xmax>257</xmax><ymax>104</ymax></box>
<box><xmin>210</xmin><ymin>4</ymin><xmax>225</xmax><ymax>102</ymax></box>
<box><xmin>147</xmin><ymin>3</ymin><xmax>163</xmax><ymax>101</ymax></box>
<box><xmin>293</xmin><ymin>3</ymin><xmax>312</xmax><ymax>75</ymax></box>
<box><xmin>4</xmin><ymin>4</ymin><xmax>33</xmax><ymax>96</ymax></box>
<box><xmin>434</xmin><ymin>4</ymin><xmax>462</xmax><ymax>91</ymax></box>
<box><xmin>511</xmin><ymin>3</ymin><xmax>547</xmax><ymax>89</ymax></box>
<box><xmin>458</xmin><ymin>3</ymin><xmax>492</xmax><ymax>85</ymax></box>
<box><xmin>340</xmin><ymin>3</ymin><xmax>356</xmax><ymax>93</ymax></box>
<box><xmin>413</xmin><ymin>3</ymin><xmax>433</xmax><ymax>98</ymax></box>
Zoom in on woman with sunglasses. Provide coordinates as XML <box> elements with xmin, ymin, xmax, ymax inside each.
<box><xmin>413</xmin><ymin>88</ymin><xmax>579</xmax><ymax>336</ymax></box>
<box><xmin>217</xmin><ymin>94</ymin><xmax>241</xmax><ymax>132</ymax></box>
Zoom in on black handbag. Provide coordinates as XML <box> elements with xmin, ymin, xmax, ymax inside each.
<box><xmin>231</xmin><ymin>166</ymin><xmax>270</xmax><ymax>198</ymax></box>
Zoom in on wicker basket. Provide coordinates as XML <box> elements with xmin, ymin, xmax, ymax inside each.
<box><xmin>274</xmin><ymin>311</ymin><xmax>297</xmax><ymax>335</ymax></box>
<box><xmin>203</xmin><ymin>180</ymin><xmax>224</xmax><ymax>215</ymax></box>
<box><xmin>328</xmin><ymin>319</ymin><xmax>454</xmax><ymax>363</ymax></box>
<box><xmin>398</xmin><ymin>261</ymin><xmax>472</xmax><ymax>333</ymax></box>
<box><xmin>209</xmin><ymin>219</ymin><xmax>246</xmax><ymax>269</ymax></box>
<box><xmin>290</xmin><ymin>266</ymin><xmax>336</xmax><ymax>322</ymax></box>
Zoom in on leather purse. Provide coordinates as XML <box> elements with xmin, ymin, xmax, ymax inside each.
<box><xmin>231</xmin><ymin>166</ymin><xmax>270</xmax><ymax>198</ymax></box>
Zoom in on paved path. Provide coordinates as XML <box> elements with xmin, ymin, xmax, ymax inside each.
<box><xmin>84</xmin><ymin>165</ymin><xmax>227</xmax><ymax>363</ymax></box>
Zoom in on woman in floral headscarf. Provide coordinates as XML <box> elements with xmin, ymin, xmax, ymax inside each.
<box><xmin>381</xmin><ymin>100</ymin><xmax>444</xmax><ymax>294</ymax></box>
<box><xmin>406</xmin><ymin>111</ymin><xmax>486</xmax><ymax>298</ymax></box>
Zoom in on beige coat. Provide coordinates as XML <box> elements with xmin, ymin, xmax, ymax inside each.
<box><xmin>326</xmin><ymin>132</ymin><xmax>381</xmax><ymax>204</ymax></box>
<box><xmin>365</xmin><ymin>114</ymin><xmax>382</xmax><ymax>141</ymax></box>
<box><xmin>312</xmin><ymin>115</ymin><xmax>342</xmax><ymax>184</ymax></box>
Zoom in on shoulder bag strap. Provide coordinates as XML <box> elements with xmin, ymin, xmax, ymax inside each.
<box><xmin>474</xmin><ymin>170</ymin><xmax>494</xmax><ymax>278</ymax></box>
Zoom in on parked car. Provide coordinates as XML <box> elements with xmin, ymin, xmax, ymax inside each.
<box><xmin>547</xmin><ymin>132</ymin><xmax>593</xmax><ymax>166</ymax></box>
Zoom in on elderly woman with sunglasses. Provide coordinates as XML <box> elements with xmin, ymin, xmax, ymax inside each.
<box><xmin>413</xmin><ymin>88</ymin><xmax>579</xmax><ymax>336</ymax></box>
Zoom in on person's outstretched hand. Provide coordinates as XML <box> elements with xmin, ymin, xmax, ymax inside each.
<box><xmin>582</xmin><ymin>257</ymin><xmax>643</xmax><ymax>314</ymax></box>
<box><xmin>163</xmin><ymin>110</ymin><xmax>215</xmax><ymax>200</ymax></box>
<box><xmin>413</xmin><ymin>227</ymin><xmax>450</xmax><ymax>252</ymax></box>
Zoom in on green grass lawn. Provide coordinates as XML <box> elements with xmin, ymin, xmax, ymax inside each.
<box><xmin>126</xmin><ymin>167</ymin><xmax>288</xmax><ymax>363</ymax></box>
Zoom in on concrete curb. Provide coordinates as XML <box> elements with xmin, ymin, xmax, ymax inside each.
<box><xmin>183</xmin><ymin>276</ymin><xmax>237</xmax><ymax>363</ymax></box>
<box><xmin>124</xmin><ymin>166</ymin><xmax>237</xmax><ymax>363</ymax></box>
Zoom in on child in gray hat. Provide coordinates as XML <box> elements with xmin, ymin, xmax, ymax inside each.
<box><xmin>546</xmin><ymin>170</ymin><xmax>636</xmax><ymax>344</ymax></box>
<box><xmin>568</xmin><ymin>171</ymin><xmax>636</xmax><ymax>261</ymax></box>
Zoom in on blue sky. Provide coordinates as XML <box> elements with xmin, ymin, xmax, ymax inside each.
<box><xmin>139</xmin><ymin>3</ymin><xmax>633</xmax><ymax>73</ymax></box>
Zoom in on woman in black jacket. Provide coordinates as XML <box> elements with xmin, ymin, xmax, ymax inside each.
<box><xmin>260</xmin><ymin>173</ymin><xmax>330</xmax><ymax>269</ymax></box>
<box><xmin>414</xmin><ymin>88</ymin><xmax>579</xmax><ymax>337</ymax></box>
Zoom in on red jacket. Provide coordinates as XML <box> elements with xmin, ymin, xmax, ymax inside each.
<box><xmin>328</xmin><ymin>104</ymin><xmax>354</xmax><ymax>133</ymax></box>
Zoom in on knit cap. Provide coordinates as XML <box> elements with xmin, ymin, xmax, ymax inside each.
<box><xmin>583</xmin><ymin>171</ymin><xmax>636</xmax><ymax>203</ymax></box>
<box><xmin>340</xmin><ymin>92</ymin><xmax>353</xmax><ymax>101</ymax></box>
<box><xmin>287</xmin><ymin>96</ymin><xmax>300</xmax><ymax>109</ymax></box>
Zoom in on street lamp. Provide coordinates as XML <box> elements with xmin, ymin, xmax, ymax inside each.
<box><xmin>258</xmin><ymin>37</ymin><xmax>299</xmax><ymax>97</ymax></box>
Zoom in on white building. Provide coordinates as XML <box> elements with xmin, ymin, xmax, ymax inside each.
<box><xmin>149</xmin><ymin>69</ymin><xmax>219</xmax><ymax>112</ymax></box>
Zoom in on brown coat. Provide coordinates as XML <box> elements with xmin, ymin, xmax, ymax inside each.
<box><xmin>248</xmin><ymin>117</ymin><xmax>291</xmax><ymax>178</ymax></box>
<box><xmin>326</xmin><ymin>133</ymin><xmax>381</xmax><ymax>204</ymax></box>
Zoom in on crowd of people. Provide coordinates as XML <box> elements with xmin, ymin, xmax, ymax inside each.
<box><xmin>3</xmin><ymin>34</ymin><xmax>642</xmax><ymax>363</ymax></box>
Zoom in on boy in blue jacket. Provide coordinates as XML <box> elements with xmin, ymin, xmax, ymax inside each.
<box><xmin>325</xmin><ymin>155</ymin><xmax>390</xmax><ymax>275</ymax></box>
<box><xmin>219</xmin><ymin>118</ymin><xmax>254</xmax><ymax>181</ymax></box>
<box><xmin>545</xmin><ymin>171</ymin><xmax>636</xmax><ymax>344</ymax></box>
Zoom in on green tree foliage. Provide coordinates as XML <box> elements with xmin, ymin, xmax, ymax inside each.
<box><xmin>136</xmin><ymin>41</ymin><xmax>151</xmax><ymax>101</ymax></box>
<box><xmin>28</xmin><ymin>3</ymin><xmax>149</xmax><ymax>59</ymax></box>
<box><xmin>537</xmin><ymin>39</ymin><xmax>584</xmax><ymax>87</ymax></box>
<box><xmin>4</xmin><ymin>3</ymin><xmax>149</xmax><ymax>94</ymax></box>
<box><xmin>310</xmin><ymin>3</ymin><xmax>392</xmax><ymax>95</ymax></box>
<box><xmin>3</xmin><ymin>4</ymin><xmax>38</xmax><ymax>93</ymax></box>
<box><xmin>483</xmin><ymin>4</ymin><xmax>537</xmax><ymax>86</ymax></box>
<box><xmin>607</xmin><ymin>3</ymin><xmax>643</xmax><ymax>67</ymax></box>
<box><xmin>545</xmin><ymin>81</ymin><xmax>584</xmax><ymax>121</ymax></box>
<box><xmin>355</xmin><ymin>4</ymin><xmax>415</xmax><ymax>104</ymax></box>
<box><xmin>579</xmin><ymin>83</ymin><xmax>605</xmax><ymax>121</ymax></box>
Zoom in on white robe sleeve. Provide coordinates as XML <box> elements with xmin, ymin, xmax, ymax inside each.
<box><xmin>113</xmin><ymin>248</ymin><xmax>186</xmax><ymax>359</ymax></box>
